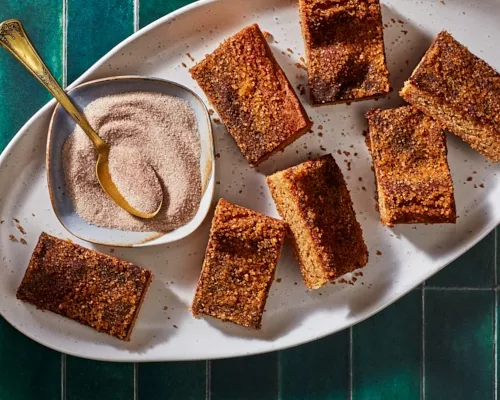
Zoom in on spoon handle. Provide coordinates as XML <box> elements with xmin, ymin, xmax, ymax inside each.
<box><xmin>0</xmin><ymin>19</ymin><xmax>107</xmax><ymax>151</ymax></box>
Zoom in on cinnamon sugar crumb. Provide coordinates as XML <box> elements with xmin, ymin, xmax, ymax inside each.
<box><xmin>262</xmin><ymin>31</ymin><xmax>273</xmax><ymax>40</ymax></box>
<box><xmin>295</xmin><ymin>63</ymin><xmax>307</xmax><ymax>71</ymax></box>
<box><xmin>16</xmin><ymin>224</ymin><xmax>26</xmax><ymax>235</ymax></box>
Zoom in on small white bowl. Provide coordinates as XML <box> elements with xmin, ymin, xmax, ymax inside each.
<box><xmin>47</xmin><ymin>76</ymin><xmax>215</xmax><ymax>247</ymax></box>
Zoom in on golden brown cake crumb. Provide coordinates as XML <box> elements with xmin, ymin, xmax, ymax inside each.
<box><xmin>299</xmin><ymin>0</ymin><xmax>390</xmax><ymax>105</ymax></box>
<box><xmin>190</xmin><ymin>24</ymin><xmax>312</xmax><ymax>167</ymax></box>
<box><xmin>400</xmin><ymin>31</ymin><xmax>500</xmax><ymax>162</ymax></box>
<box><xmin>16</xmin><ymin>233</ymin><xmax>152</xmax><ymax>341</ymax></box>
<box><xmin>191</xmin><ymin>199</ymin><xmax>287</xmax><ymax>329</ymax></box>
<box><xmin>366</xmin><ymin>106</ymin><xmax>456</xmax><ymax>226</ymax></box>
<box><xmin>266</xmin><ymin>155</ymin><xmax>368</xmax><ymax>289</ymax></box>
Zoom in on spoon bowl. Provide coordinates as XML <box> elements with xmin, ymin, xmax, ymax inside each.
<box><xmin>96</xmin><ymin>147</ymin><xmax>163</xmax><ymax>219</ymax></box>
<box><xmin>47</xmin><ymin>76</ymin><xmax>215</xmax><ymax>247</ymax></box>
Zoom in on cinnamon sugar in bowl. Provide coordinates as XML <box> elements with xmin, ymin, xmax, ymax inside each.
<box><xmin>47</xmin><ymin>76</ymin><xmax>215</xmax><ymax>247</ymax></box>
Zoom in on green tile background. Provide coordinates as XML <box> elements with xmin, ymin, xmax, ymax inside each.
<box><xmin>66</xmin><ymin>357</ymin><xmax>134</xmax><ymax>400</ymax></box>
<box><xmin>0</xmin><ymin>0</ymin><xmax>498</xmax><ymax>399</ymax></box>
<box><xmin>0</xmin><ymin>0</ymin><xmax>63</xmax><ymax>150</ymax></box>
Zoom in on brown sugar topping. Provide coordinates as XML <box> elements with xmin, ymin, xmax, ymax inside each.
<box><xmin>190</xmin><ymin>24</ymin><xmax>312</xmax><ymax>167</ymax></box>
<box><xmin>286</xmin><ymin>155</ymin><xmax>367</xmax><ymax>274</ymax></box>
<box><xmin>299</xmin><ymin>0</ymin><xmax>390</xmax><ymax>104</ymax></box>
<box><xmin>16</xmin><ymin>233</ymin><xmax>152</xmax><ymax>341</ymax></box>
<box><xmin>366</xmin><ymin>106</ymin><xmax>456</xmax><ymax>226</ymax></box>
<box><xmin>191</xmin><ymin>199</ymin><xmax>287</xmax><ymax>329</ymax></box>
<box><xmin>401</xmin><ymin>31</ymin><xmax>500</xmax><ymax>162</ymax></box>
<box><xmin>408</xmin><ymin>31</ymin><xmax>500</xmax><ymax>130</ymax></box>
<box><xmin>267</xmin><ymin>155</ymin><xmax>368</xmax><ymax>289</ymax></box>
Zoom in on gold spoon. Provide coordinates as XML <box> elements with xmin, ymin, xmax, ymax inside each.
<box><xmin>0</xmin><ymin>19</ymin><xmax>162</xmax><ymax>219</ymax></box>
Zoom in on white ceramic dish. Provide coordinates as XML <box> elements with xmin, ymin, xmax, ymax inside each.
<box><xmin>0</xmin><ymin>0</ymin><xmax>499</xmax><ymax>362</ymax></box>
<box><xmin>47</xmin><ymin>76</ymin><xmax>215</xmax><ymax>247</ymax></box>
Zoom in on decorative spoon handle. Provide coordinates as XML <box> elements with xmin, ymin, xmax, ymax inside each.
<box><xmin>0</xmin><ymin>19</ymin><xmax>107</xmax><ymax>152</ymax></box>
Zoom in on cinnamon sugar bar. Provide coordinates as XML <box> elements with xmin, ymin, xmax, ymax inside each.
<box><xmin>267</xmin><ymin>155</ymin><xmax>368</xmax><ymax>289</ymax></box>
<box><xmin>16</xmin><ymin>233</ymin><xmax>152</xmax><ymax>341</ymax></box>
<box><xmin>191</xmin><ymin>199</ymin><xmax>287</xmax><ymax>329</ymax></box>
<box><xmin>366</xmin><ymin>106</ymin><xmax>456</xmax><ymax>226</ymax></box>
<box><xmin>299</xmin><ymin>0</ymin><xmax>390</xmax><ymax>105</ymax></box>
<box><xmin>400</xmin><ymin>31</ymin><xmax>500</xmax><ymax>162</ymax></box>
<box><xmin>189</xmin><ymin>24</ymin><xmax>312</xmax><ymax>167</ymax></box>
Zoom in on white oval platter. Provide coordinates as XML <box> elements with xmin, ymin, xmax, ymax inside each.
<box><xmin>0</xmin><ymin>0</ymin><xmax>499</xmax><ymax>361</ymax></box>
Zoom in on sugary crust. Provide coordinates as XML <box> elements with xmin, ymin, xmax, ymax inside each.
<box><xmin>191</xmin><ymin>199</ymin><xmax>287</xmax><ymax>329</ymax></box>
<box><xmin>190</xmin><ymin>24</ymin><xmax>312</xmax><ymax>167</ymax></box>
<box><xmin>366</xmin><ymin>106</ymin><xmax>456</xmax><ymax>226</ymax></box>
<box><xmin>400</xmin><ymin>31</ymin><xmax>500</xmax><ymax>162</ymax></box>
<box><xmin>16</xmin><ymin>233</ymin><xmax>152</xmax><ymax>341</ymax></box>
<box><xmin>267</xmin><ymin>155</ymin><xmax>368</xmax><ymax>289</ymax></box>
<box><xmin>299</xmin><ymin>0</ymin><xmax>390</xmax><ymax>105</ymax></box>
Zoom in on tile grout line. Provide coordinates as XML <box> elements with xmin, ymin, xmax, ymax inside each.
<box><xmin>348</xmin><ymin>327</ymin><xmax>353</xmax><ymax>400</ymax></box>
<box><xmin>134</xmin><ymin>363</ymin><xmax>138</xmax><ymax>400</ymax></box>
<box><xmin>421</xmin><ymin>283</ymin><xmax>426</xmax><ymax>400</ymax></box>
<box><xmin>61</xmin><ymin>353</ymin><xmax>66</xmax><ymax>400</ymax></box>
<box><xmin>277</xmin><ymin>351</ymin><xmax>281</xmax><ymax>400</ymax></box>
<box><xmin>60</xmin><ymin>0</ymin><xmax>67</xmax><ymax>396</ymax></box>
<box><xmin>62</xmin><ymin>0</ymin><xmax>67</xmax><ymax>88</ymax></box>
<box><xmin>494</xmin><ymin>227</ymin><xmax>498</xmax><ymax>400</ymax></box>
<box><xmin>425</xmin><ymin>286</ymin><xmax>493</xmax><ymax>291</ymax></box>
<box><xmin>133</xmin><ymin>0</ymin><xmax>140</xmax><ymax>32</ymax></box>
<box><xmin>205</xmin><ymin>360</ymin><xmax>211</xmax><ymax>400</ymax></box>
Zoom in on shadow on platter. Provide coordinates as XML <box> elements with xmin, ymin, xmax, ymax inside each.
<box><xmin>393</xmin><ymin>200</ymin><xmax>493</xmax><ymax>260</ymax></box>
<box><xmin>203</xmin><ymin>225</ymin><xmax>402</xmax><ymax>341</ymax></box>
<box><xmin>393</xmin><ymin>135</ymin><xmax>499</xmax><ymax>259</ymax></box>
<box><xmin>26</xmin><ymin>277</ymin><xmax>188</xmax><ymax>354</ymax></box>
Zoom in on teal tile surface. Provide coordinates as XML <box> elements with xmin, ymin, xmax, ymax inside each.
<box><xmin>496</xmin><ymin>228</ymin><xmax>499</xmax><ymax>286</ymax></box>
<box><xmin>353</xmin><ymin>290</ymin><xmax>421</xmax><ymax>400</ymax></box>
<box><xmin>0</xmin><ymin>317</ymin><xmax>60</xmax><ymax>400</ymax></box>
<box><xmin>425</xmin><ymin>290</ymin><xmax>493</xmax><ymax>400</ymax></box>
<box><xmin>139</xmin><ymin>0</ymin><xmax>195</xmax><ymax>28</ymax></box>
<box><xmin>138</xmin><ymin>361</ymin><xmax>206</xmax><ymax>399</ymax></box>
<box><xmin>211</xmin><ymin>353</ymin><xmax>278</xmax><ymax>400</ymax></box>
<box><xmin>279</xmin><ymin>331</ymin><xmax>349</xmax><ymax>400</ymax></box>
<box><xmin>66</xmin><ymin>356</ymin><xmax>133</xmax><ymax>400</ymax></box>
<box><xmin>0</xmin><ymin>0</ymin><xmax>63</xmax><ymax>151</ymax></box>
<box><xmin>497</xmin><ymin>291</ymin><xmax>500</xmax><ymax>400</ymax></box>
<box><xmin>427</xmin><ymin>232</ymin><xmax>495</xmax><ymax>288</ymax></box>
<box><xmin>67</xmin><ymin>0</ymin><xmax>133</xmax><ymax>84</ymax></box>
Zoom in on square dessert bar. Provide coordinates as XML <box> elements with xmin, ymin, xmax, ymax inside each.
<box><xmin>299</xmin><ymin>0</ymin><xmax>390</xmax><ymax>105</ymax></box>
<box><xmin>267</xmin><ymin>155</ymin><xmax>368</xmax><ymax>289</ymax></box>
<box><xmin>366</xmin><ymin>106</ymin><xmax>456</xmax><ymax>226</ymax></box>
<box><xmin>16</xmin><ymin>233</ymin><xmax>152</xmax><ymax>341</ymax></box>
<box><xmin>400</xmin><ymin>31</ymin><xmax>500</xmax><ymax>162</ymax></box>
<box><xmin>191</xmin><ymin>199</ymin><xmax>287</xmax><ymax>329</ymax></box>
<box><xmin>189</xmin><ymin>24</ymin><xmax>312</xmax><ymax>167</ymax></box>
